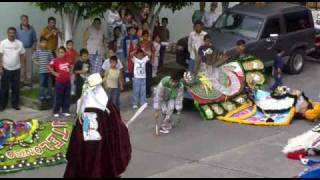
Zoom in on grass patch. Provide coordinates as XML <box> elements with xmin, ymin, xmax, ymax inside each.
<box><xmin>20</xmin><ymin>88</ymin><xmax>39</xmax><ymax>100</ymax></box>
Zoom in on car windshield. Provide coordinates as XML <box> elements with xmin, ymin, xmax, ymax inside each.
<box><xmin>214</xmin><ymin>11</ymin><xmax>264</xmax><ymax>39</ymax></box>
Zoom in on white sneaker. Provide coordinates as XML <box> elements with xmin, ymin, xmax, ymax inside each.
<box><xmin>53</xmin><ymin>114</ymin><xmax>60</xmax><ymax>118</ymax></box>
<box><xmin>133</xmin><ymin>105</ymin><xmax>138</xmax><ymax>109</ymax></box>
<box><xmin>160</xmin><ymin>127</ymin><xmax>170</xmax><ymax>134</ymax></box>
<box><xmin>63</xmin><ymin>113</ymin><xmax>71</xmax><ymax>117</ymax></box>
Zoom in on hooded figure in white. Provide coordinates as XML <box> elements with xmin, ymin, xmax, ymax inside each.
<box><xmin>76</xmin><ymin>73</ymin><xmax>110</xmax><ymax>141</ymax></box>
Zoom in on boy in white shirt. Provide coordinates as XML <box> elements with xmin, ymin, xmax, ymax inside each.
<box><xmin>187</xmin><ymin>21</ymin><xmax>207</xmax><ymax>74</ymax></box>
<box><xmin>132</xmin><ymin>49</ymin><xmax>150</xmax><ymax>109</ymax></box>
<box><xmin>0</xmin><ymin>27</ymin><xmax>26</xmax><ymax>111</ymax></box>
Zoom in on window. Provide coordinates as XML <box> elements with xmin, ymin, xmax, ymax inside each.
<box><xmin>284</xmin><ymin>10</ymin><xmax>312</xmax><ymax>33</ymax></box>
<box><xmin>261</xmin><ymin>18</ymin><xmax>281</xmax><ymax>39</ymax></box>
<box><xmin>214</xmin><ymin>12</ymin><xmax>264</xmax><ymax>39</ymax></box>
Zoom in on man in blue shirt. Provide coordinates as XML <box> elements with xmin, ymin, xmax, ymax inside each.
<box><xmin>270</xmin><ymin>49</ymin><xmax>285</xmax><ymax>91</ymax></box>
<box><xmin>16</xmin><ymin>14</ymin><xmax>37</xmax><ymax>87</ymax></box>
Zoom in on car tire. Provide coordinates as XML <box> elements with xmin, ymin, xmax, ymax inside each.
<box><xmin>284</xmin><ymin>49</ymin><xmax>305</xmax><ymax>74</ymax></box>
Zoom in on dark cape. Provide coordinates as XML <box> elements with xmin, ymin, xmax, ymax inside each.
<box><xmin>63</xmin><ymin>103</ymin><xmax>132</xmax><ymax>178</ymax></box>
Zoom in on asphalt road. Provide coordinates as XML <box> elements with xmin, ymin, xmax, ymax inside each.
<box><xmin>1</xmin><ymin>60</ymin><xmax>320</xmax><ymax>178</ymax></box>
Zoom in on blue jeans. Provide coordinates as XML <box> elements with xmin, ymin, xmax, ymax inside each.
<box><xmin>146</xmin><ymin>61</ymin><xmax>153</xmax><ymax>97</ymax></box>
<box><xmin>54</xmin><ymin>82</ymin><xmax>71</xmax><ymax>114</ymax></box>
<box><xmin>132</xmin><ymin>78</ymin><xmax>146</xmax><ymax>106</ymax></box>
<box><xmin>0</xmin><ymin>68</ymin><xmax>20</xmax><ymax>108</ymax></box>
<box><xmin>188</xmin><ymin>59</ymin><xmax>195</xmax><ymax>72</ymax></box>
<box><xmin>39</xmin><ymin>73</ymin><xmax>52</xmax><ymax>99</ymax></box>
<box><xmin>159</xmin><ymin>45</ymin><xmax>166</xmax><ymax>68</ymax></box>
<box><xmin>107</xmin><ymin>88</ymin><xmax>120</xmax><ymax>109</ymax></box>
<box><xmin>270</xmin><ymin>75</ymin><xmax>283</xmax><ymax>91</ymax></box>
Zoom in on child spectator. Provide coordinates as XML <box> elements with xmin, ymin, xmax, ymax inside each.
<box><xmin>123</xmin><ymin>26</ymin><xmax>139</xmax><ymax>82</ymax></box>
<box><xmin>112</xmin><ymin>26</ymin><xmax>125</xmax><ymax>71</ymax></box>
<box><xmin>102</xmin><ymin>47</ymin><xmax>124</xmax><ymax>73</ymax></box>
<box><xmin>137</xmin><ymin>21</ymin><xmax>151</xmax><ymax>40</ymax></box>
<box><xmin>197</xmin><ymin>34</ymin><xmax>214</xmax><ymax>73</ymax></box>
<box><xmin>106</xmin><ymin>7</ymin><xmax>122</xmax><ymax>40</ymax></box>
<box><xmin>270</xmin><ymin>49</ymin><xmax>285</xmax><ymax>91</ymax></box>
<box><xmin>235</xmin><ymin>39</ymin><xmax>247</xmax><ymax>58</ymax></box>
<box><xmin>65</xmin><ymin>40</ymin><xmax>78</xmax><ymax>96</ymax></box>
<box><xmin>32</xmin><ymin>36</ymin><xmax>54</xmax><ymax>101</ymax></box>
<box><xmin>153</xmin><ymin>17</ymin><xmax>170</xmax><ymax>68</ymax></box>
<box><xmin>73</xmin><ymin>48</ymin><xmax>91</xmax><ymax>100</ymax></box>
<box><xmin>123</xmin><ymin>12</ymin><xmax>135</xmax><ymax>34</ymax></box>
<box><xmin>132</xmin><ymin>49</ymin><xmax>150</xmax><ymax>109</ymax></box>
<box><xmin>152</xmin><ymin>34</ymin><xmax>161</xmax><ymax>77</ymax></box>
<box><xmin>138</xmin><ymin>30</ymin><xmax>155</xmax><ymax>98</ymax></box>
<box><xmin>48</xmin><ymin>46</ymin><xmax>72</xmax><ymax>118</ymax></box>
<box><xmin>187</xmin><ymin>20</ymin><xmax>207</xmax><ymax>73</ymax></box>
<box><xmin>102</xmin><ymin>56</ymin><xmax>124</xmax><ymax>109</ymax></box>
<box><xmin>197</xmin><ymin>34</ymin><xmax>228</xmax><ymax>74</ymax></box>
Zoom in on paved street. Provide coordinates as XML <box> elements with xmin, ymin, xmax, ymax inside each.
<box><xmin>1</xmin><ymin>60</ymin><xmax>320</xmax><ymax>178</ymax></box>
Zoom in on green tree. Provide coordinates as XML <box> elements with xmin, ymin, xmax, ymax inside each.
<box><xmin>32</xmin><ymin>2</ymin><xmax>114</xmax><ymax>44</ymax></box>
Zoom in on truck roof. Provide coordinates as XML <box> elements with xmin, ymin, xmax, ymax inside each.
<box><xmin>230</xmin><ymin>2</ymin><xmax>308</xmax><ymax>18</ymax></box>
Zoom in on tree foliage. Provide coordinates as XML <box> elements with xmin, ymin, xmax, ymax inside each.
<box><xmin>117</xmin><ymin>2</ymin><xmax>193</xmax><ymax>32</ymax></box>
<box><xmin>33</xmin><ymin>2</ymin><xmax>114</xmax><ymax>19</ymax></box>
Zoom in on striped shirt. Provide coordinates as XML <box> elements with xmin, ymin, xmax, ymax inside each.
<box><xmin>33</xmin><ymin>49</ymin><xmax>54</xmax><ymax>73</ymax></box>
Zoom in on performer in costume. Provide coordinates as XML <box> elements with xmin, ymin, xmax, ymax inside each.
<box><xmin>153</xmin><ymin>70</ymin><xmax>185</xmax><ymax>134</ymax></box>
<box><xmin>64</xmin><ymin>73</ymin><xmax>131</xmax><ymax>178</ymax></box>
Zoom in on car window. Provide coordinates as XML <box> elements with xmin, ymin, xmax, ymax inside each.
<box><xmin>215</xmin><ymin>12</ymin><xmax>264</xmax><ymax>39</ymax></box>
<box><xmin>284</xmin><ymin>10</ymin><xmax>312</xmax><ymax>33</ymax></box>
<box><xmin>261</xmin><ymin>18</ymin><xmax>281</xmax><ymax>39</ymax></box>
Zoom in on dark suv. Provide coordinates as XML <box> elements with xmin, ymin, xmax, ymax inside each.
<box><xmin>176</xmin><ymin>2</ymin><xmax>316</xmax><ymax>74</ymax></box>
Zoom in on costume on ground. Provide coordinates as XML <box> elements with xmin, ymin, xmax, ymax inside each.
<box><xmin>184</xmin><ymin>55</ymin><xmax>320</xmax><ymax>126</ymax></box>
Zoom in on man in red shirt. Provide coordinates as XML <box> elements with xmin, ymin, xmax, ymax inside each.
<box><xmin>64</xmin><ymin>40</ymin><xmax>78</xmax><ymax>96</ymax></box>
<box><xmin>48</xmin><ymin>46</ymin><xmax>72</xmax><ymax>118</ymax></box>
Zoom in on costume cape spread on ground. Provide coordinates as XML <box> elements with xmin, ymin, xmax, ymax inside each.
<box><xmin>184</xmin><ymin>55</ymin><xmax>320</xmax><ymax>126</ymax></box>
<box><xmin>0</xmin><ymin>119</ymin><xmax>73</xmax><ymax>175</ymax></box>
